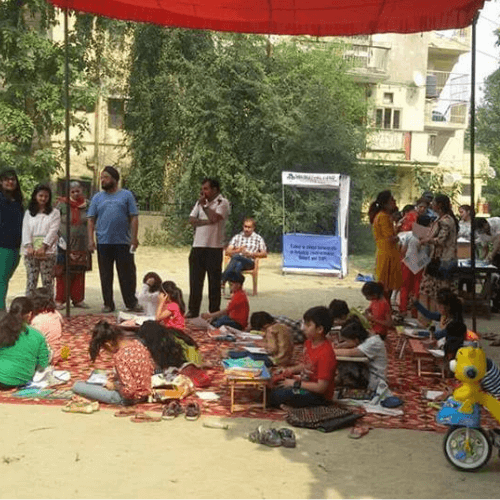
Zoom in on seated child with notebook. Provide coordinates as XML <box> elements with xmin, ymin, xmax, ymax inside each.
<box><xmin>334</xmin><ymin>316</ymin><xmax>387</xmax><ymax>391</ymax></box>
<box><xmin>328</xmin><ymin>299</ymin><xmax>371</xmax><ymax>331</ymax></box>
<box><xmin>250</xmin><ymin>311</ymin><xmax>294</xmax><ymax>366</ymax></box>
<box><xmin>268</xmin><ymin>306</ymin><xmax>337</xmax><ymax>408</ymax></box>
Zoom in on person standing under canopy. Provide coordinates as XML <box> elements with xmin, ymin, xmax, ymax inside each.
<box><xmin>0</xmin><ymin>168</ymin><xmax>24</xmax><ymax>310</ymax></box>
<box><xmin>55</xmin><ymin>181</ymin><xmax>92</xmax><ymax>310</ymax></box>
<box><xmin>187</xmin><ymin>178</ymin><xmax>230</xmax><ymax>318</ymax></box>
<box><xmin>87</xmin><ymin>166</ymin><xmax>142</xmax><ymax>314</ymax></box>
<box><xmin>368</xmin><ymin>190</ymin><xmax>402</xmax><ymax>303</ymax></box>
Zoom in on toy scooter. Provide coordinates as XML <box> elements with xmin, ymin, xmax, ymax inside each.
<box><xmin>436</xmin><ymin>345</ymin><xmax>500</xmax><ymax>471</ymax></box>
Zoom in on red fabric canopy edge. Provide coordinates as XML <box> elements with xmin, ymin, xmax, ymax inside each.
<box><xmin>48</xmin><ymin>0</ymin><xmax>486</xmax><ymax>36</ymax></box>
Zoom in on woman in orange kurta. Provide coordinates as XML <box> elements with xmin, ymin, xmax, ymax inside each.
<box><xmin>369</xmin><ymin>190</ymin><xmax>403</xmax><ymax>302</ymax></box>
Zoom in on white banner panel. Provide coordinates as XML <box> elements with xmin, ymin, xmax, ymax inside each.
<box><xmin>281</xmin><ymin>171</ymin><xmax>340</xmax><ymax>189</ymax></box>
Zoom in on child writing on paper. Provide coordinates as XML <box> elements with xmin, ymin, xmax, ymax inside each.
<box><xmin>250</xmin><ymin>311</ymin><xmax>294</xmax><ymax>366</ymax></box>
<box><xmin>361</xmin><ymin>282</ymin><xmax>393</xmax><ymax>340</ymax></box>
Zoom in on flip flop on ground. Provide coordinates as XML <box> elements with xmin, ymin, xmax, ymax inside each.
<box><xmin>349</xmin><ymin>425</ymin><xmax>371</xmax><ymax>439</ymax></box>
<box><xmin>130</xmin><ymin>412</ymin><xmax>162</xmax><ymax>423</ymax></box>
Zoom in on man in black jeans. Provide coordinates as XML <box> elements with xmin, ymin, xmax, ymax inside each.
<box><xmin>187</xmin><ymin>178</ymin><xmax>230</xmax><ymax>318</ymax></box>
<box><xmin>87</xmin><ymin>166</ymin><xmax>142</xmax><ymax>313</ymax></box>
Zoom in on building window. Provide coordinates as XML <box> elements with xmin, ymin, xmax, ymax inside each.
<box><xmin>383</xmin><ymin>92</ymin><xmax>394</xmax><ymax>104</ymax></box>
<box><xmin>462</xmin><ymin>183</ymin><xmax>471</xmax><ymax>196</ymax></box>
<box><xmin>375</xmin><ymin>108</ymin><xmax>401</xmax><ymax>129</ymax></box>
<box><xmin>427</xmin><ymin>135</ymin><xmax>437</xmax><ymax>156</ymax></box>
<box><xmin>108</xmin><ymin>98</ymin><xmax>125</xmax><ymax>129</ymax></box>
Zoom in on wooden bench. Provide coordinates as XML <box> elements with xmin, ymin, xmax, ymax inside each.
<box><xmin>408</xmin><ymin>338</ymin><xmax>445</xmax><ymax>378</ymax></box>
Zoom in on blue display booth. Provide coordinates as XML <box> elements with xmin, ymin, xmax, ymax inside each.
<box><xmin>281</xmin><ymin>171</ymin><xmax>350</xmax><ymax>277</ymax></box>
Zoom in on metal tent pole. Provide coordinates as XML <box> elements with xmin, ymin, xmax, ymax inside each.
<box><xmin>64</xmin><ymin>8</ymin><xmax>71</xmax><ymax>318</ymax></box>
<box><xmin>470</xmin><ymin>15</ymin><xmax>478</xmax><ymax>333</ymax></box>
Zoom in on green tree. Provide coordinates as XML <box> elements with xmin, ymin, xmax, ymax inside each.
<box><xmin>0</xmin><ymin>1</ymin><xmax>95</xmax><ymax>195</ymax></box>
<box><xmin>473</xmin><ymin>67</ymin><xmax>500</xmax><ymax>214</ymax></box>
<box><xmin>125</xmin><ymin>30</ymin><xmax>393</xmax><ymax>251</ymax></box>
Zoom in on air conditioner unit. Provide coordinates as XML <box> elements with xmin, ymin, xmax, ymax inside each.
<box><xmin>426</xmin><ymin>74</ymin><xmax>438</xmax><ymax>98</ymax></box>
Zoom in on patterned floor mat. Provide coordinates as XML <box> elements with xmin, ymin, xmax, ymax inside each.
<box><xmin>0</xmin><ymin>314</ymin><xmax>496</xmax><ymax>432</ymax></box>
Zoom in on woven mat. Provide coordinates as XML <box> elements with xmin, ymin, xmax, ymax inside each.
<box><xmin>0</xmin><ymin>314</ymin><xmax>496</xmax><ymax>432</ymax></box>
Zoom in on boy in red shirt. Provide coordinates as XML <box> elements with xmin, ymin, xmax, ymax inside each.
<box><xmin>201</xmin><ymin>272</ymin><xmax>249</xmax><ymax>330</ymax></box>
<box><xmin>269</xmin><ymin>306</ymin><xmax>337</xmax><ymax>408</ymax></box>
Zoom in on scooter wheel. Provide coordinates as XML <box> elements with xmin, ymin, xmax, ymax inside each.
<box><xmin>443</xmin><ymin>426</ymin><xmax>492</xmax><ymax>471</ymax></box>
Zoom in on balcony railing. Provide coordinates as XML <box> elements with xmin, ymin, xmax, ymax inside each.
<box><xmin>426</xmin><ymin>70</ymin><xmax>469</xmax><ymax>100</ymax></box>
<box><xmin>424</xmin><ymin>101</ymin><xmax>468</xmax><ymax>126</ymax></box>
<box><xmin>366</xmin><ymin>130</ymin><xmax>405</xmax><ymax>151</ymax></box>
<box><xmin>343</xmin><ymin>44</ymin><xmax>390</xmax><ymax>73</ymax></box>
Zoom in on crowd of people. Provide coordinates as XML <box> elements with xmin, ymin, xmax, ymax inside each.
<box><xmin>1</xmin><ymin>171</ymin><xmax>499</xmax><ymax>417</ymax></box>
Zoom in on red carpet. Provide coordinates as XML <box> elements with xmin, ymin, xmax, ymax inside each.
<box><xmin>0</xmin><ymin>314</ymin><xmax>496</xmax><ymax>432</ymax></box>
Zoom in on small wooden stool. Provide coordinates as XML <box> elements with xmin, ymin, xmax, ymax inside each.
<box><xmin>227</xmin><ymin>377</ymin><xmax>268</xmax><ymax>413</ymax></box>
<box><xmin>408</xmin><ymin>339</ymin><xmax>445</xmax><ymax>378</ymax></box>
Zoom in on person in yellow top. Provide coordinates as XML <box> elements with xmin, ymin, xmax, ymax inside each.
<box><xmin>368</xmin><ymin>190</ymin><xmax>402</xmax><ymax>302</ymax></box>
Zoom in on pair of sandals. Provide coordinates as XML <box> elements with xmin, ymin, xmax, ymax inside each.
<box><xmin>248</xmin><ymin>425</ymin><xmax>296</xmax><ymax>448</ymax></box>
<box><xmin>162</xmin><ymin>401</ymin><xmax>201</xmax><ymax>420</ymax></box>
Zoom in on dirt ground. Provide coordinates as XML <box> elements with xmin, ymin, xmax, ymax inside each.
<box><xmin>2</xmin><ymin>247</ymin><xmax>500</xmax><ymax>499</ymax></box>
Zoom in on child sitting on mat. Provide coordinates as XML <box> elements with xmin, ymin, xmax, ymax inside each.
<box><xmin>361</xmin><ymin>281</ymin><xmax>393</xmax><ymax>340</ymax></box>
<box><xmin>138</xmin><ymin>272</ymin><xmax>162</xmax><ymax>317</ymax></box>
<box><xmin>202</xmin><ymin>272</ymin><xmax>249</xmax><ymax>330</ymax></box>
<box><xmin>0</xmin><ymin>297</ymin><xmax>50</xmax><ymax>389</ymax></box>
<box><xmin>73</xmin><ymin>321</ymin><xmax>155</xmax><ymax>405</ymax></box>
<box><xmin>268</xmin><ymin>306</ymin><xmax>337</xmax><ymax>408</ymax></box>
<box><xmin>30</xmin><ymin>287</ymin><xmax>63</xmax><ymax>364</ymax></box>
<box><xmin>156</xmin><ymin>280</ymin><xmax>185</xmax><ymax>330</ymax></box>
<box><xmin>250</xmin><ymin>311</ymin><xmax>294</xmax><ymax>366</ymax></box>
<box><xmin>334</xmin><ymin>316</ymin><xmax>387</xmax><ymax>391</ymax></box>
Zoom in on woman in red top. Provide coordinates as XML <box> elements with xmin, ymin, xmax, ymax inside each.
<box><xmin>72</xmin><ymin>321</ymin><xmax>155</xmax><ymax>405</ymax></box>
<box><xmin>156</xmin><ymin>281</ymin><xmax>185</xmax><ymax>330</ymax></box>
<box><xmin>361</xmin><ymin>281</ymin><xmax>393</xmax><ymax>339</ymax></box>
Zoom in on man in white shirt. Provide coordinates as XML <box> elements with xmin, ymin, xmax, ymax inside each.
<box><xmin>187</xmin><ymin>178</ymin><xmax>230</xmax><ymax>318</ymax></box>
<box><xmin>222</xmin><ymin>217</ymin><xmax>267</xmax><ymax>284</ymax></box>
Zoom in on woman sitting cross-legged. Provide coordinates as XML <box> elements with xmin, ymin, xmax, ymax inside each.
<box><xmin>73</xmin><ymin>321</ymin><xmax>155</xmax><ymax>405</ymax></box>
<box><xmin>0</xmin><ymin>297</ymin><xmax>50</xmax><ymax>389</ymax></box>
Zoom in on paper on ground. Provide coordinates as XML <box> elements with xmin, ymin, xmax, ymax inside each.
<box><xmin>196</xmin><ymin>391</ymin><xmax>220</xmax><ymax>400</ymax></box>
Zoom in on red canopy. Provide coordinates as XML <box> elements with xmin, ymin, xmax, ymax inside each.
<box><xmin>49</xmin><ymin>0</ymin><xmax>486</xmax><ymax>36</ymax></box>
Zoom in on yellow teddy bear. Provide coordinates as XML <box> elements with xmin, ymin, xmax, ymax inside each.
<box><xmin>450</xmin><ymin>346</ymin><xmax>500</xmax><ymax>422</ymax></box>
<box><xmin>450</xmin><ymin>346</ymin><xmax>486</xmax><ymax>414</ymax></box>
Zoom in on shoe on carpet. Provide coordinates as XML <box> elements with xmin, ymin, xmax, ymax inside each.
<box><xmin>101</xmin><ymin>306</ymin><xmax>115</xmax><ymax>313</ymax></box>
<box><xmin>55</xmin><ymin>302</ymin><xmax>66</xmax><ymax>310</ymax></box>
<box><xmin>73</xmin><ymin>301</ymin><xmax>90</xmax><ymax>309</ymax></box>
<box><xmin>185</xmin><ymin>311</ymin><xmax>199</xmax><ymax>319</ymax></box>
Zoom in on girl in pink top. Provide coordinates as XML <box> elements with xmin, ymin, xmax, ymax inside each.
<box><xmin>30</xmin><ymin>287</ymin><xmax>63</xmax><ymax>364</ymax></box>
<box><xmin>156</xmin><ymin>281</ymin><xmax>185</xmax><ymax>330</ymax></box>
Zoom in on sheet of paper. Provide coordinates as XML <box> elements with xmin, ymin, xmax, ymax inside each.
<box><xmin>245</xmin><ymin>347</ymin><xmax>268</xmax><ymax>354</ymax></box>
<box><xmin>196</xmin><ymin>392</ymin><xmax>220</xmax><ymax>400</ymax></box>
<box><xmin>425</xmin><ymin>390</ymin><xmax>444</xmax><ymax>400</ymax></box>
<box><xmin>412</xmin><ymin>223</ymin><xmax>430</xmax><ymax>239</ymax></box>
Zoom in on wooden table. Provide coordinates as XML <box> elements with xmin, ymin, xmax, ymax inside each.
<box><xmin>456</xmin><ymin>260</ymin><xmax>498</xmax><ymax>318</ymax></box>
<box><xmin>408</xmin><ymin>338</ymin><xmax>445</xmax><ymax>378</ymax></box>
<box><xmin>226</xmin><ymin>375</ymin><xmax>268</xmax><ymax>413</ymax></box>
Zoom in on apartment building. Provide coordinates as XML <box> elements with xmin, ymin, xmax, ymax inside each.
<box><xmin>51</xmin><ymin>21</ymin><xmax>488</xmax><ymax>212</ymax></box>
<box><xmin>341</xmin><ymin>29</ymin><xmax>488</xmax><ymax>212</ymax></box>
